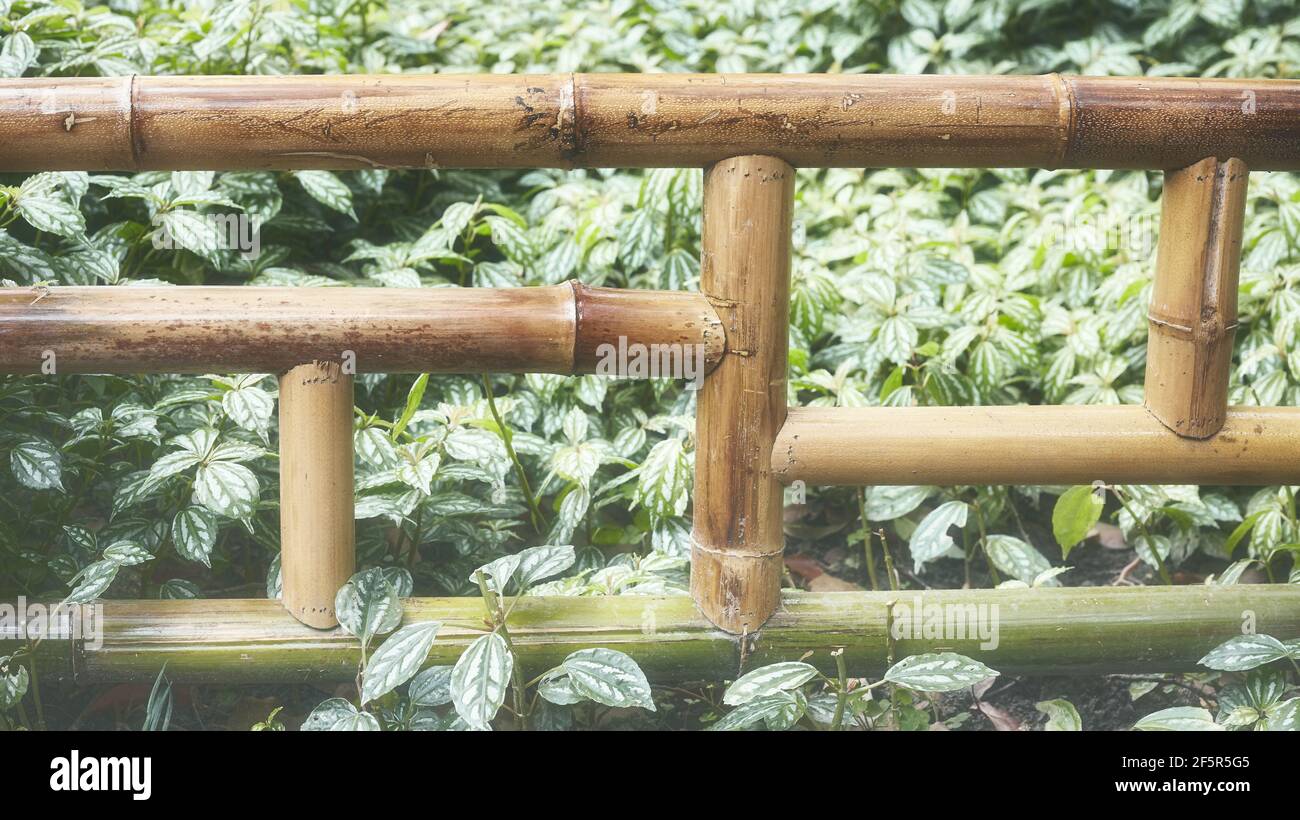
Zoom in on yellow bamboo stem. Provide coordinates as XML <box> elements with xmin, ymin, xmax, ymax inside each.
<box><xmin>278</xmin><ymin>361</ymin><xmax>355</xmax><ymax>628</ymax></box>
<box><xmin>1144</xmin><ymin>157</ymin><xmax>1249</xmax><ymax>438</ymax></box>
<box><xmin>692</xmin><ymin>156</ymin><xmax>793</xmax><ymax>634</ymax></box>
<box><xmin>772</xmin><ymin>405</ymin><xmax>1300</xmax><ymax>486</ymax></box>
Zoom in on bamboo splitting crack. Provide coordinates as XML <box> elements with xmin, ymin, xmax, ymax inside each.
<box><xmin>690</xmin><ymin>541</ymin><xmax>786</xmax><ymax>560</ymax></box>
<box><xmin>3</xmin><ymin>74</ymin><xmax>1300</xmax><ymax>171</ymax></box>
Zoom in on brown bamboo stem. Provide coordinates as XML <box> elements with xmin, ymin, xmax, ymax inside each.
<box><xmin>571</xmin><ymin>281</ymin><xmax>724</xmax><ymax>372</ymax></box>
<box><xmin>773</xmin><ymin>405</ymin><xmax>1300</xmax><ymax>486</ymax></box>
<box><xmin>692</xmin><ymin>155</ymin><xmax>793</xmax><ymax>634</ymax></box>
<box><xmin>1</xmin><ymin>75</ymin><xmax>1297</xmax><ymax>171</ymax></box>
<box><xmin>279</xmin><ymin>361</ymin><xmax>355</xmax><ymax>628</ymax></box>
<box><xmin>1144</xmin><ymin>157</ymin><xmax>1249</xmax><ymax>438</ymax></box>
<box><xmin>0</xmin><ymin>283</ymin><xmax>722</xmax><ymax>375</ymax></box>
<box><xmin>9</xmin><ymin>586</ymin><xmax>1299</xmax><ymax>683</ymax></box>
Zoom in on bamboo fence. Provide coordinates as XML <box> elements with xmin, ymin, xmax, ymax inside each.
<box><xmin>1</xmin><ymin>73</ymin><xmax>1298</xmax><ymax>679</ymax></box>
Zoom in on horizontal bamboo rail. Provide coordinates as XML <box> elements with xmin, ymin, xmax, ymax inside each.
<box><xmin>1</xmin><ymin>74</ymin><xmax>1298</xmax><ymax>171</ymax></box>
<box><xmin>773</xmin><ymin>405</ymin><xmax>1300</xmax><ymax>486</ymax></box>
<box><xmin>7</xmin><ymin>586</ymin><xmax>1297</xmax><ymax>683</ymax></box>
<box><xmin>0</xmin><ymin>283</ymin><xmax>724</xmax><ymax>375</ymax></box>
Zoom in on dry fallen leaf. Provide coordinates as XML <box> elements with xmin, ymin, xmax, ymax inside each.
<box><xmin>808</xmin><ymin>573</ymin><xmax>863</xmax><ymax>592</ymax></box>
<box><xmin>1091</xmin><ymin>522</ymin><xmax>1127</xmax><ymax>550</ymax></box>
<box><xmin>976</xmin><ymin>700</ymin><xmax>1023</xmax><ymax>731</ymax></box>
<box><xmin>784</xmin><ymin>552</ymin><xmax>864</xmax><ymax>592</ymax></box>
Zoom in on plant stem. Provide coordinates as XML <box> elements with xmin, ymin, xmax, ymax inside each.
<box><xmin>830</xmin><ymin>648</ymin><xmax>848</xmax><ymax>731</ymax></box>
<box><xmin>663</xmin><ymin>176</ymin><xmax>677</xmax><ymax>257</ymax></box>
<box><xmin>481</xmin><ymin>373</ymin><xmax>547</xmax><ymax>535</ymax></box>
<box><xmin>474</xmin><ymin>570</ymin><xmax>499</xmax><ymax>619</ymax></box>
<box><xmin>878</xmin><ymin>529</ymin><xmax>900</xmax><ymax>592</ymax></box>
<box><xmin>972</xmin><ymin>500</ymin><xmax>1001</xmax><ymax>585</ymax></box>
<box><xmin>405</xmin><ymin>505</ymin><xmax>425</xmax><ymax>569</ymax></box>
<box><xmin>473</xmin><ymin>570</ymin><xmax>530</xmax><ymax>728</ymax></box>
<box><xmin>883</xmin><ymin>600</ymin><xmax>899</xmax><ymax>730</ymax></box>
<box><xmin>240</xmin><ymin>1</ymin><xmax>263</xmax><ymax>74</ymax></box>
<box><xmin>961</xmin><ymin>526</ymin><xmax>973</xmax><ymax>588</ymax></box>
<box><xmin>496</xmin><ymin>623</ymin><xmax>530</xmax><ymax>731</ymax></box>
<box><xmin>857</xmin><ymin>487</ymin><xmax>879</xmax><ymax>591</ymax></box>
<box><xmin>1114</xmin><ymin>488</ymin><xmax>1172</xmax><ymax>585</ymax></box>
<box><xmin>23</xmin><ymin>642</ymin><xmax>46</xmax><ymax>731</ymax></box>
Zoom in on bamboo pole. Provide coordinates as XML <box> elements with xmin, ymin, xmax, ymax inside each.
<box><xmin>1</xmin><ymin>74</ymin><xmax>1298</xmax><ymax>171</ymax></box>
<box><xmin>1145</xmin><ymin>157</ymin><xmax>1249</xmax><ymax>438</ymax></box>
<box><xmin>278</xmin><ymin>361</ymin><xmax>355</xmax><ymax>628</ymax></box>
<box><xmin>692</xmin><ymin>155</ymin><xmax>793</xmax><ymax>634</ymax></box>
<box><xmin>8</xmin><ymin>586</ymin><xmax>1298</xmax><ymax>683</ymax></box>
<box><xmin>773</xmin><ymin>405</ymin><xmax>1300</xmax><ymax>486</ymax></box>
<box><xmin>0</xmin><ymin>283</ymin><xmax>723</xmax><ymax>375</ymax></box>
<box><xmin>570</xmin><ymin>281</ymin><xmax>725</xmax><ymax>373</ymax></box>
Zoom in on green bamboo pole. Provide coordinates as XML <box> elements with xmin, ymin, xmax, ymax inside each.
<box><xmin>7</xmin><ymin>586</ymin><xmax>1296</xmax><ymax>684</ymax></box>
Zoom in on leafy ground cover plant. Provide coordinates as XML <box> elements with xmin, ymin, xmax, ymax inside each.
<box><xmin>302</xmin><ymin>545</ymin><xmax>656</xmax><ymax>730</ymax></box>
<box><xmin>1133</xmin><ymin>633</ymin><xmax>1300</xmax><ymax>731</ymax></box>
<box><xmin>0</xmin><ymin>0</ymin><xmax>1298</xmax><ymax>730</ymax></box>
<box><xmin>708</xmin><ymin>652</ymin><xmax>998</xmax><ymax>731</ymax></box>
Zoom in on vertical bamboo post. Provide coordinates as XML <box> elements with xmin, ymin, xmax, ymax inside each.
<box><xmin>279</xmin><ymin>361</ymin><xmax>355</xmax><ymax>628</ymax></box>
<box><xmin>692</xmin><ymin>155</ymin><xmax>794</xmax><ymax>634</ymax></box>
<box><xmin>1144</xmin><ymin>157</ymin><xmax>1248</xmax><ymax>439</ymax></box>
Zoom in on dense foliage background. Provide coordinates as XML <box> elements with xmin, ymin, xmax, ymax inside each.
<box><xmin>1</xmin><ymin>0</ymin><xmax>1298</xmax><ymax>730</ymax></box>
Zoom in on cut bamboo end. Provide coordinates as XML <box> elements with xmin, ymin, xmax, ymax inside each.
<box><xmin>571</xmin><ymin>281</ymin><xmax>725</xmax><ymax>376</ymax></box>
<box><xmin>691</xmin><ymin>155</ymin><xmax>794</xmax><ymax>634</ymax></box>
<box><xmin>772</xmin><ymin>405</ymin><xmax>1300</xmax><ymax>487</ymax></box>
<box><xmin>279</xmin><ymin>361</ymin><xmax>355</xmax><ymax>629</ymax></box>
<box><xmin>689</xmin><ymin>541</ymin><xmax>784</xmax><ymax>636</ymax></box>
<box><xmin>1145</xmin><ymin>156</ymin><xmax>1249</xmax><ymax>438</ymax></box>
